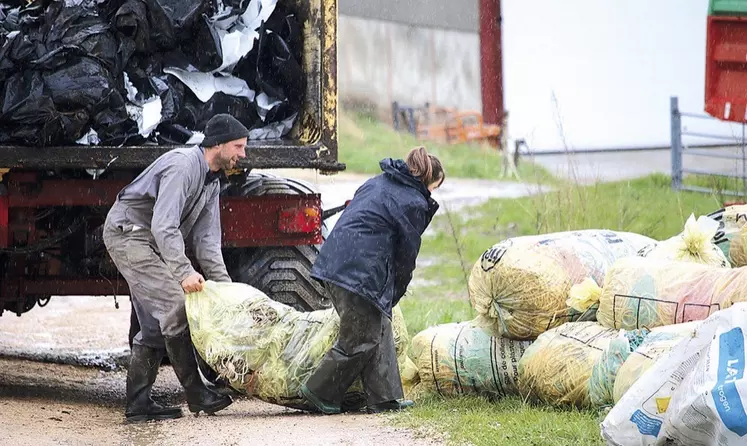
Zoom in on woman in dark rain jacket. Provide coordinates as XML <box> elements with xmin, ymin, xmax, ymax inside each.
<box><xmin>301</xmin><ymin>146</ymin><xmax>444</xmax><ymax>414</ymax></box>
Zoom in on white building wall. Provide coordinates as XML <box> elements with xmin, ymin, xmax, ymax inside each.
<box><xmin>339</xmin><ymin>0</ymin><xmax>735</xmax><ymax>151</ymax></box>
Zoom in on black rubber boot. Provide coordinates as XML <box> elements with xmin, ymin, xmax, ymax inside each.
<box><xmin>194</xmin><ymin>348</ymin><xmax>236</xmax><ymax>396</ymax></box>
<box><xmin>164</xmin><ymin>331</ymin><xmax>233</xmax><ymax>416</ymax></box>
<box><xmin>366</xmin><ymin>399</ymin><xmax>415</xmax><ymax>414</ymax></box>
<box><xmin>125</xmin><ymin>345</ymin><xmax>183</xmax><ymax>423</ymax></box>
<box><xmin>300</xmin><ymin>384</ymin><xmax>341</xmax><ymax>415</ymax></box>
<box><xmin>340</xmin><ymin>392</ymin><xmax>367</xmax><ymax>413</ymax></box>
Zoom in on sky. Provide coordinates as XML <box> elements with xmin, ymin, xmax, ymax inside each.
<box><xmin>501</xmin><ymin>0</ymin><xmax>747</xmax><ymax>151</ymax></box>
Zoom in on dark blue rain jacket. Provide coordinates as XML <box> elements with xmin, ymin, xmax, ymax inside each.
<box><xmin>310</xmin><ymin>158</ymin><xmax>440</xmax><ymax>317</ymax></box>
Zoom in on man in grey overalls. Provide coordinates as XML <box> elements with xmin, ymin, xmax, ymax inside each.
<box><xmin>103</xmin><ymin>114</ymin><xmax>250</xmax><ymax>423</ymax></box>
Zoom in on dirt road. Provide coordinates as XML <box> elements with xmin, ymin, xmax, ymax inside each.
<box><xmin>0</xmin><ymin>297</ymin><xmax>441</xmax><ymax>446</ymax></box>
<box><xmin>265</xmin><ymin>168</ymin><xmax>548</xmax><ymax>212</ymax></box>
<box><xmin>263</xmin><ymin>168</ymin><xmax>549</xmax><ymax>233</ymax></box>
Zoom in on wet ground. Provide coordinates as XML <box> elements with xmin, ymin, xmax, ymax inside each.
<box><xmin>0</xmin><ymin>296</ymin><xmax>130</xmax><ymax>370</ymax></box>
<box><xmin>0</xmin><ymin>357</ymin><xmax>438</xmax><ymax>446</ymax></box>
<box><xmin>266</xmin><ymin>168</ymin><xmax>551</xmax><ymax>234</ymax></box>
<box><xmin>0</xmin><ymin>297</ymin><xmax>442</xmax><ymax>446</ymax></box>
<box><xmin>267</xmin><ymin>169</ymin><xmax>549</xmax><ymax>211</ymax></box>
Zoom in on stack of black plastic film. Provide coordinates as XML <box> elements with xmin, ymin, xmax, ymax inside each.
<box><xmin>0</xmin><ymin>0</ymin><xmax>305</xmax><ymax>147</ymax></box>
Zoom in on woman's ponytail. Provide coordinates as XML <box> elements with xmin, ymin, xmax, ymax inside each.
<box><xmin>405</xmin><ymin>146</ymin><xmax>445</xmax><ymax>188</ymax></box>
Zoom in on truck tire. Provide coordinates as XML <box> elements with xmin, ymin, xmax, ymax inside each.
<box><xmin>221</xmin><ymin>172</ymin><xmax>331</xmax><ymax>312</ymax></box>
<box><xmin>224</xmin><ymin>244</ymin><xmax>329</xmax><ymax>312</ymax></box>
<box><xmin>220</xmin><ymin>172</ymin><xmax>325</xmax><ymax>199</ymax></box>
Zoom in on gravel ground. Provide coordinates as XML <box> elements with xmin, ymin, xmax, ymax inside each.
<box><xmin>0</xmin><ymin>297</ymin><xmax>442</xmax><ymax>446</ymax></box>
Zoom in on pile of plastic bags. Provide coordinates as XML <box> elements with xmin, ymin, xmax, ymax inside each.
<box><xmin>468</xmin><ymin>230</ymin><xmax>654</xmax><ymax>340</ymax></box>
<box><xmin>408</xmin><ymin>207</ymin><xmax>747</xmax><ymax>416</ymax></box>
<box><xmin>516</xmin><ymin>321</ymin><xmax>648</xmax><ymax>408</ymax></box>
<box><xmin>0</xmin><ymin>0</ymin><xmax>303</xmax><ymax>146</ymax></box>
<box><xmin>182</xmin><ymin>206</ymin><xmax>747</xmax><ymax>444</ymax></box>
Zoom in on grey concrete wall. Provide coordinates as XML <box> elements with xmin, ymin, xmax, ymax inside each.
<box><xmin>338</xmin><ymin>15</ymin><xmax>482</xmax><ymax>116</ymax></box>
<box><xmin>339</xmin><ymin>0</ymin><xmax>479</xmax><ymax>32</ymax></box>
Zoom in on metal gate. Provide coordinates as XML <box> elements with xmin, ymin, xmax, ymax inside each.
<box><xmin>670</xmin><ymin>96</ymin><xmax>747</xmax><ymax>198</ymax></box>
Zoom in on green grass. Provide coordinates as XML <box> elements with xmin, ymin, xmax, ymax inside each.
<box><xmin>686</xmin><ymin>173</ymin><xmax>747</xmax><ymax>202</ymax></box>
<box><xmin>397</xmin><ymin>291</ymin><xmax>473</xmax><ymax>345</ymax></box>
<box><xmin>338</xmin><ymin>111</ymin><xmax>556</xmax><ymax>183</ymax></box>
<box><xmin>388</xmin><ymin>396</ymin><xmax>606</xmax><ymax>446</ymax></box>
<box><xmin>413</xmin><ymin>173</ymin><xmax>728</xmax><ymax>298</ymax></box>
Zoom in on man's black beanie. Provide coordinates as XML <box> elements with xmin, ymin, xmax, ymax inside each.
<box><xmin>201</xmin><ymin>114</ymin><xmax>250</xmax><ymax>147</ymax></box>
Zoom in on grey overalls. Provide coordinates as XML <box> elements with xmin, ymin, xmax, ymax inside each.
<box><xmin>103</xmin><ymin>146</ymin><xmax>230</xmax><ymax>348</ymax></box>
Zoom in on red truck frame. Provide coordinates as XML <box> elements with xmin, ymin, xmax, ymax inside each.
<box><xmin>0</xmin><ymin>147</ymin><xmax>346</xmax><ymax>317</ymax></box>
<box><xmin>1</xmin><ymin>0</ymin><xmax>345</xmax><ymax>319</ymax></box>
<box><xmin>0</xmin><ymin>170</ymin><xmax>323</xmax><ymax>308</ymax></box>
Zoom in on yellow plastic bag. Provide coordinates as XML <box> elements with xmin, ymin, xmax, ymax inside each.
<box><xmin>517</xmin><ymin>321</ymin><xmax>623</xmax><ymax>408</ymax></box>
<box><xmin>390</xmin><ymin>303</ymin><xmax>417</xmax><ymax>393</ymax></box>
<box><xmin>408</xmin><ymin>322</ymin><xmax>531</xmax><ymax>399</ymax></box>
<box><xmin>400</xmin><ymin>356</ymin><xmax>420</xmax><ymax>394</ymax></box>
<box><xmin>612</xmin><ymin>322</ymin><xmax>697</xmax><ymax>403</ymax></box>
<box><xmin>185</xmin><ymin>281</ymin><xmax>411</xmax><ymax>411</ymax></box>
<box><xmin>567</xmin><ymin>278</ymin><xmax>603</xmax><ymax>313</ymax></box>
<box><xmin>640</xmin><ymin>213</ymin><xmax>729</xmax><ymax>267</ymax></box>
<box><xmin>710</xmin><ymin>205</ymin><xmax>747</xmax><ymax>267</ymax></box>
<box><xmin>469</xmin><ymin>230</ymin><xmax>654</xmax><ymax>340</ymax></box>
<box><xmin>731</xmin><ymin>225</ymin><xmax>747</xmax><ymax>267</ymax></box>
<box><xmin>583</xmin><ymin>257</ymin><xmax>747</xmax><ymax>330</ymax></box>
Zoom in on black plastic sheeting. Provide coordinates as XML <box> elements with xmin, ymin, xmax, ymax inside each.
<box><xmin>0</xmin><ymin>0</ymin><xmax>305</xmax><ymax>147</ymax></box>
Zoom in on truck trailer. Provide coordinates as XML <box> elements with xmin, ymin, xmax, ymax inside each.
<box><xmin>0</xmin><ymin>0</ymin><xmax>343</xmax><ymax>348</ymax></box>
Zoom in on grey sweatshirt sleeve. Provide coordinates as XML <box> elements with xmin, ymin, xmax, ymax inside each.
<box><xmin>151</xmin><ymin>158</ymin><xmax>198</xmax><ymax>283</ymax></box>
<box><xmin>190</xmin><ymin>186</ymin><xmax>231</xmax><ymax>282</ymax></box>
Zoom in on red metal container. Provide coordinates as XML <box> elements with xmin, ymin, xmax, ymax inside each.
<box><xmin>705</xmin><ymin>15</ymin><xmax>747</xmax><ymax>122</ymax></box>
